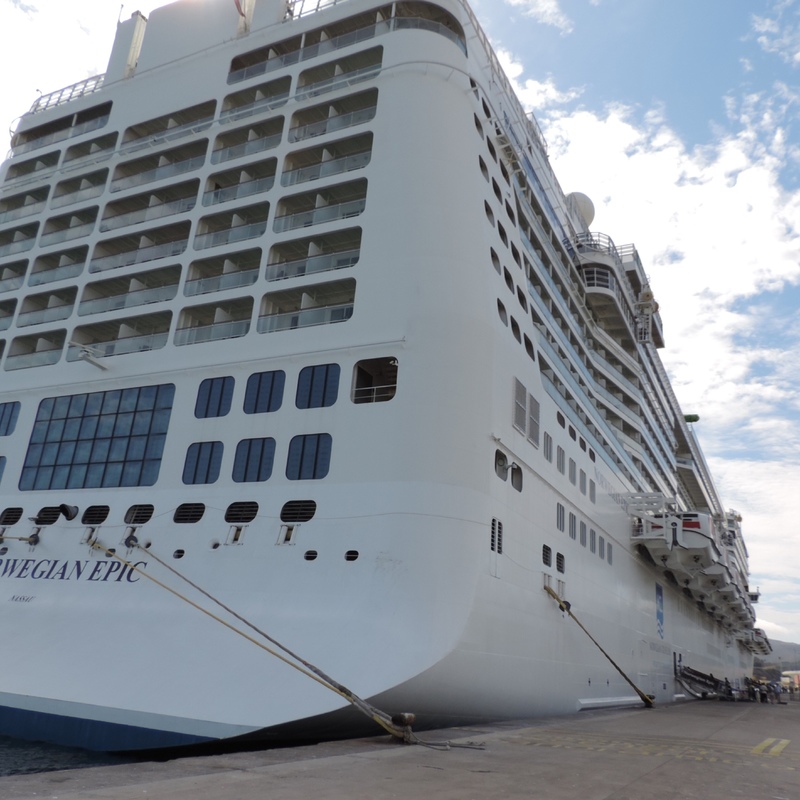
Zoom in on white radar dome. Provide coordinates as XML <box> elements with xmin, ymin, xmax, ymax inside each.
<box><xmin>567</xmin><ymin>192</ymin><xmax>595</xmax><ymax>228</ymax></box>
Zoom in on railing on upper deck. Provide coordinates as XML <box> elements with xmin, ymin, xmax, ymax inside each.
<box><xmin>27</xmin><ymin>75</ymin><xmax>105</xmax><ymax>115</ymax></box>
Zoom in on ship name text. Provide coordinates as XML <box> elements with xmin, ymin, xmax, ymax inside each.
<box><xmin>0</xmin><ymin>558</ymin><xmax>146</xmax><ymax>583</ymax></box>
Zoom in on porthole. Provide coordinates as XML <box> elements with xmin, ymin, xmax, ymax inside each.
<box><xmin>344</xmin><ymin>550</ymin><xmax>359</xmax><ymax>562</ymax></box>
<box><xmin>304</xmin><ymin>550</ymin><xmax>318</xmax><ymax>561</ymax></box>
<box><xmin>497</xmin><ymin>299</ymin><xmax>508</xmax><ymax>326</ymax></box>
<box><xmin>173</xmin><ymin>549</ymin><xmax>185</xmax><ymax>559</ymax></box>
<box><xmin>105</xmin><ymin>548</ymin><xmax>116</xmax><ymax>558</ymax></box>
<box><xmin>0</xmin><ymin>547</ymin><xmax>7</xmax><ymax>556</ymax></box>
<box><xmin>211</xmin><ymin>541</ymin><xmax>221</xmax><ymax>550</ymax></box>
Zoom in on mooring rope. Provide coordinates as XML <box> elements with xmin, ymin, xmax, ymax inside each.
<box><xmin>90</xmin><ymin>539</ymin><xmax>483</xmax><ymax>750</ymax></box>
<box><xmin>543</xmin><ymin>584</ymin><xmax>655</xmax><ymax>709</ymax></box>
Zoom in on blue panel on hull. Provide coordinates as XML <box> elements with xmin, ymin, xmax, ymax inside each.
<box><xmin>0</xmin><ymin>705</ymin><xmax>214</xmax><ymax>752</ymax></box>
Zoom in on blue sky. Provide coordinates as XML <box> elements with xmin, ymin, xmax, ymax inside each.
<box><xmin>2</xmin><ymin>0</ymin><xmax>800</xmax><ymax>643</ymax></box>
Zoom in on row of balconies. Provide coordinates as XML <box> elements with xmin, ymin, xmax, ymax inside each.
<box><xmin>0</xmin><ymin>276</ymin><xmax>356</xmax><ymax>371</ymax></box>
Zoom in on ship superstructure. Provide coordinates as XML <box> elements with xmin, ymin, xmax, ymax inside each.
<box><xmin>0</xmin><ymin>0</ymin><xmax>767</xmax><ymax>751</ymax></box>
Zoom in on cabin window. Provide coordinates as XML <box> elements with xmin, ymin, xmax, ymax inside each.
<box><xmin>568</xmin><ymin>512</ymin><xmax>576</xmax><ymax>540</ymax></box>
<box><xmin>556</xmin><ymin>503</ymin><xmax>565</xmax><ymax>532</ymax></box>
<box><xmin>543</xmin><ymin>432</ymin><xmax>553</xmax><ymax>462</ymax></box>
<box><xmin>556</xmin><ymin>446</ymin><xmax>565</xmax><ymax>474</ymax></box>
<box><xmin>0</xmin><ymin>457</ymin><xmax>5</xmax><ymax>485</ymax></box>
<box><xmin>0</xmin><ymin>402</ymin><xmax>20</xmax><ymax>436</ymax></box>
<box><xmin>233</xmin><ymin>437</ymin><xmax>275</xmax><ymax>482</ymax></box>
<box><xmin>569</xmin><ymin>458</ymin><xmax>576</xmax><ymax>485</ymax></box>
<box><xmin>183</xmin><ymin>441</ymin><xmax>224</xmax><ymax>485</ymax></box>
<box><xmin>590</xmin><ymin>528</ymin><xmax>597</xmax><ymax>554</ymax></box>
<box><xmin>599</xmin><ymin>536</ymin><xmax>606</xmax><ymax>560</ymax></box>
<box><xmin>286</xmin><ymin>433</ymin><xmax>332</xmax><ymax>480</ymax></box>
<box><xmin>296</xmin><ymin>364</ymin><xmax>339</xmax><ymax>409</ymax></box>
<box><xmin>607</xmin><ymin>543</ymin><xmax>613</xmax><ymax>565</ymax></box>
<box><xmin>589</xmin><ymin>479</ymin><xmax>596</xmax><ymax>503</ymax></box>
<box><xmin>244</xmin><ymin>370</ymin><xmax>285</xmax><ymax>413</ymax></box>
<box><xmin>580</xmin><ymin>521</ymin><xmax>587</xmax><ymax>547</ymax></box>
<box><xmin>580</xmin><ymin>469</ymin><xmax>587</xmax><ymax>494</ymax></box>
<box><xmin>195</xmin><ymin>376</ymin><xmax>234</xmax><ymax>418</ymax></box>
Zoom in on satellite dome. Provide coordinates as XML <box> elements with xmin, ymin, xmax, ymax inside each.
<box><xmin>567</xmin><ymin>192</ymin><xmax>595</xmax><ymax>228</ymax></box>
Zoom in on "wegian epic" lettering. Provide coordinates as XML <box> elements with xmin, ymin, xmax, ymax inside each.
<box><xmin>0</xmin><ymin>558</ymin><xmax>146</xmax><ymax>583</ymax></box>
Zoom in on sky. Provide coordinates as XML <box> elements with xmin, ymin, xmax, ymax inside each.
<box><xmin>1</xmin><ymin>0</ymin><xmax>800</xmax><ymax>643</ymax></box>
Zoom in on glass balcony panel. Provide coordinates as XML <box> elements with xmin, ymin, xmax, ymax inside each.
<box><xmin>273</xmin><ymin>199</ymin><xmax>365</xmax><ymax>233</ymax></box>
<box><xmin>257</xmin><ymin>303</ymin><xmax>353</xmax><ymax>333</ymax></box>
<box><xmin>89</xmin><ymin>240</ymin><xmax>188</xmax><ymax>272</ymax></box>
<box><xmin>194</xmin><ymin>222</ymin><xmax>268</xmax><ymax>250</ymax></box>
<box><xmin>184</xmin><ymin>268</ymin><xmax>259</xmax><ymax>296</ymax></box>
<box><xmin>174</xmin><ymin>319</ymin><xmax>250</xmax><ymax>345</ymax></box>
<box><xmin>202</xmin><ymin>177</ymin><xmax>274</xmax><ymax>206</ymax></box>
<box><xmin>265</xmin><ymin>248</ymin><xmax>359</xmax><ymax>281</ymax></box>
<box><xmin>288</xmin><ymin>105</ymin><xmax>377</xmax><ymax>142</ymax></box>
<box><xmin>67</xmin><ymin>331</ymin><xmax>169</xmax><ymax>360</ymax></box>
<box><xmin>78</xmin><ymin>284</ymin><xmax>178</xmax><ymax>316</ymax></box>
<box><xmin>281</xmin><ymin>151</ymin><xmax>370</xmax><ymax>186</ymax></box>
<box><xmin>100</xmin><ymin>197</ymin><xmax>197</xmax><ymax>232</ymax></box>
<box><xmin>4</xmin><ymin>349</ymin><xmax>63</xmax><ymax>370</ymax></box>
<box><xmin>211</xmin><ymin>134</ymin><xmax>282</xmax><ymax>164</ymax></box>
<box><xmin>16</xmin><ymin>305</ymin><xmax>73</xmax><ymax>327</ymax></box>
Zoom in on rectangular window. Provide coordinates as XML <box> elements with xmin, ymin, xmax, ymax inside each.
<box><xmin>589</xmin><ymin>479</ymin><xmax>596</xmax><ymax>503</ymax></box>
<box><xmin>527</xmin><ymin>393</ymin><xmax>540</xmax><ymax>446</ymax></box>
<box><xmin>579</xmin><ymin>469</ymin><xmax>586</xmax><ymax>495</ymax></box>
<box><xmin>183</xmin><ymin>441</ymin><xmax>224</xmax><ymax>484</ymax></box>
<box><xmin>543</xmin><ymin>432</ymin><xmax>553</xmax><ymax>462</ymax></box>
<box><xmin>568</xmin><ymin>512</ymin><xmax>576</xmax><ymax>540</ymax></box>
<box><xmin>232</xmin><ymin>437</ymin><xmax>275</xmax><ymax>482</ymax></box>
<box><xmin>0</xmin><ymin>456</ymin><xmax>5</xmax><ymax>485</ymax></box>
<box><xmin>0</xmin><ymin>402</ymin><xmax>20</xmax><ymax>436</ymax></box>
<box><xmin>579</xmin><ymin>521</ymin><xmax>587</xmax><ymax>547</ymax></box>
<box><xmin>244</xmin><ymin>369</ymin><xmax>285</xmax><ymax>413</ymax></box>
<box><xmin>556</xmin><ymin>446</ymin><xmax>565</xmax><ymax>474</ymax></box>
<box><xmin>568</xmin><ymin>458</ymin><xmax>576</xmax><ymax>485</ymax></box>
<box><xmin>590</xmin><ymin>528</ymin><xmax>596</xmax><ymax>554</ymax></box>
<box><xmin>556</xmin><ymin>502</ymin><xmax>565</xmax><ymax>532</ymax></box>
<box><xmin>599</xmin><ymin>535</ymin><xmax>606</xmax><ymax>559</ymax></box>
<box><xmin>286</xmin><ymin>433</ymin><xmax>332</xmax><ymax>479</ymax></box>
<box><xmin>195</xmin><ymin>376</ymin><xmax>234</xmax><ymax>418</ymax></box>
<box><xmin>296</xmin><ymin>364</ymin><xmax>340</xmax><ymax>409</ymax></box>
<box><xmin>607</xmin><ymin>542</ymin><xmax>613</xmax><ymax>565</ymax></box>
<box><xmin>20</xmin><ymin>385</ymin><xmax>174</xmax><ymax>491</ymax></box>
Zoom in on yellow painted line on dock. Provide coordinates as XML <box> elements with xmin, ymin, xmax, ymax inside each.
<box><xmin>751</xmin><ymin>738</ymin><xmax>791</xmax><ymax>756</ymax></box>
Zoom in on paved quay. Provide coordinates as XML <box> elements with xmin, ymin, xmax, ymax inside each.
<box><xmin>2</xmin><ymin>699</ymin><xmax>799</xmax><ymax>800</ymax></box>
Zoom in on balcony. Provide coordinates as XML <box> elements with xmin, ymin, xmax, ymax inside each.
<box><xmin>0</xmin><ymin>187</ymin><xmax>49</xmax><ymax>225</ymax></box>
<box><xmin>12</xmin><ymin>102</ymin><xmax>112</xmax><ymax>156</ymax></box>
<box><xmin>273</xmin><ymin>179</ymin><xmax>366</xmax><ymax>234</ymax></box>
<box><xmin>39</xmin><ymin>207</ymin><xmax>98</xmax><ymax>247</ymax></box>
<box><xmin>67</xmin><ymin>311</ymin><xmax>172</xmax><ymax>361</ymax></box>
<box><xmin>288</xmin><ymin>89</ymin><xmax>377</xmax><ymax>143</ymax></box>
<box><xmin>90</xmin><ymin>222</ymin><xmax>190</xmax><ymax>273</ymax></box>
<box><xmin>0</xmin><ymin>260</ymin><xmax>28</xmax><ymax>293</ymax></box>
<box><xmin>29</xmin><ymin>246</ymin><xmax>88</xmax><ymax>286</ymax></box>
<box><xmin>295</xmin><ymin>47</ymin><xmax>383</xmax><ymax>101</ymax></box>
<box><xmin>100</xmin><ymin>180</ymin><xmax>199</xmax><ymax>232</ymax></box>
<box><xmin>281</xmin><ymin>133</ymin><xmax>372</xmax><ymax>187</ymax></box>
<box><xmin>51</xmin><ymin>169</ymin><xmax>109</xmax><ymax>210</ymax></box>
<box><xmin>220</xmin><ymin>77</ymin><xmax>291</xmax><ymax>124</ymax></box>
<box><xmin>211</xmin><ymin>118</ymin><xmax>284</xmax><ymax>164</ymax></box>
<box><xmin>203</xmin><ymin>159</ymin><xmax>276</xmax><ymax>206</ymax></box>
<box><xmin>16</xmin><ymin>287</ymin><xmax>77</xmax><ymax>328</ymax></box>
<box><xmin>79</xmin><ymin>265</ymin><xmax>181</xmax><ymax>316</ymax></box>
<box><xmin>4</xmin><ymin>329</ymin><xmax>66</xmax><ymax>370</ymax></box>
<box><xmin>258</xmin><ymin>278</ymin><xmax>355</xmax><ymax>333</ymax></box>
<box><xmin>63</xmin><ymin>133</ymin><xmax>118</xmax><ymax>168</ymax></box>
<box><xmin>266</xmin><ymin>227</ymin><xmax>361</xmax><ymax>281</ymax></box>
<box><xmin>111</xmin><ymin>140</ymin><xmax>208</xmax><ymax>193</ymax></box>
<box><xmin>0</xmin><ymin>222</ymin><xmax>38</xmax><ymax>258</ymax></box>
<box><xmin>0</xmin><ymin>300</ymin><xmax>15</xmax><ymax>331</ymax></box>
<box><xmin>184</xmin><ymin>249</ymin><xmax>261</xmax><ymax>297</ymax></box>
<box><xmin>4</xmin><ymin>151</ymin><xmax>60</xmax><ymax>185</ymax></box>
<box><xmin>121</xmin><ymin>100</ymin><xmax>215</xmax><ymax>153</ymax></box>
<box><xmin>194</xmin><ymin>202</ymin><xmax>269</xmax><ymax>251</ymax></box>
<box><xmin>175</xmin><ymin>297</ymin><xmax>253</xmax><ymax>346</ymax></box>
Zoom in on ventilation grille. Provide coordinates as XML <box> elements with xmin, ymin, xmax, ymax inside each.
<box><xmin>125</xmin><ymin>504</ymin><xmax>154</xmax><ymax>525</ymax></box>
<box><xmin>35</xmin><ymin>507</ymin><xmax>61</xmax><ymax>525</ymax></box>
<box><xmin>280</xmin><ymin>500</ymin><xmax>316</xmax><ymax>523</ymax></box>
<box><xmin>174</xmin><ymin>503</ymin><xmax>205</xmax><ymax>523</ymax></box>
<box><xmin>82</xmin><ymin>505</ymin><xmax>110</xmax><ymax>525</ymax></box>
<box><xmin>225</xmin><ymin>501</ymin><xmax>258</xmax><ymax>523</ymax></box>
<box><xmin>0</xmin><ymin>507</ymin><xmax>23</xmax><ymax>526</ymax></box>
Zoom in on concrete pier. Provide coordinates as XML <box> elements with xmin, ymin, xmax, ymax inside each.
<box><xmin>1</xmin><ymin>699</ymin><xmax>798</xmax><ymax>800</ymax></box>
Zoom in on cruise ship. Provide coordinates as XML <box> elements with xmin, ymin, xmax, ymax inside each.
<box><xmin>0</xmin><ymin>0</ymin><xmax>770</xmax><ymax>752</ymax></box>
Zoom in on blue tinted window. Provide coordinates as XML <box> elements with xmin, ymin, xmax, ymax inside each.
<box><xmin>286</xmin><ymin>433</ymin><xmax>332</xmax><ymax>480</ymax></box>
<box><xmin>0</xmin><ymin>457</ymin><xmax>5</xmax><ymax>485</ymax></box>
<box><xmin>0</xmin><ymin>402</ymin><xmax>20</xmax><ymax>436</ymax></box>
<box><xmin>195</xmin><ymin>377</ymin><xmax>234</xmax><ymax>418</ymax></box>
<box><xmin>296</xmin><ymin>364</ymin><xmax>340</xmax><ymax>409</ymax></box>
<box><xmin>244</xmin><ymin>370</ymin><xmax>284</xmax><ymax>413</ymax></box>
<box><xmin>233</xmin><ymin>438</ymin><xmax>275</xmax><ymax>482</ymax></box>
<box><xmin>20</xmin><ymin>385</ymin><xmax>174</xmax><ymax>491</ymax></box>
<box><xmin>183</xmin><ymin>441</ymin><xmax>224</xmax><ymax>484</ymax></box>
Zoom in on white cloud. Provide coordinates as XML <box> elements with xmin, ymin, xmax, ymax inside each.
<box><xmin>496</xmin><ymin>48</ymin><xmax>583</xmax><ymax>110</ymax></box>
<box><xmin>752</xmin><ymin>0</ymin><xmax>800</xmax><ymax>65</ymax></box>
<box><xmin>502</xmin><ymin>0</ymin><xmax>573</xmax><ymax>34</ymax></box>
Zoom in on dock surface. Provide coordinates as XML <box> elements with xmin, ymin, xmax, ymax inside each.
<box><xmin>1</xmin><ymin>699</ymin><xmax>798</xmax><ymax>799</ymax></box>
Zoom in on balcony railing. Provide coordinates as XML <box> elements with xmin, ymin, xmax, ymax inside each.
<box><xmin>295</xmin><ymin>65</ymin><xmax>380</xmax><ymax>101</ymax></box>
<box><xmin>265</xmin><ymin>248</ymin><xmax>359</xmax><ymax>281</ymax></box>
<box><xmin>273</xmin><ymin>198</ymin><xmax>365</xmax><ymax>232</ymax></box>
<box><xmin>0</xmin><ymin>201</ymin><xmax>47</xmax><ymax>225</ymax></box>
<box><xmin>202</xmin><ymin>177</ymin><xmax>274</xmax><ymax>206</ymax></box>
<box><xmin>0</xmin><ymin>238</ymin><xmax>37</xmax><ymax>258</ymax></box>
<box><xmin>194</xmin><ymin>222</ymin><xmax>268</xmax><ymax>250</ymax></box>
<box><xmin>28</xmin><ymin>75</ymin><xmax>105</xmax><ymax>114</ymax></box>
<box><xmin>174</xmin><ymin>318</ymin><xmax>250</xmax><ymax>345</ymax></box>
<box><xmin>67</xmin><ymin>331</ymin><xmax>169</xmax><ymax>360</ymax></box>
<box><xmin>219</xmin><ymin>94</ymin><xmax>290</xmax><ymax>125</ymax></box>
<box><xmin>257</xmin><ymin>302</ymin><xmax>353</xmax><ymax>333</ymax></box>
<box><xmin>51</xmin><ymin>186</ymin><xmax>106</xmax><ymax>210</ymax></box>
<box><xmin>16</xmin><ymin>305</ymin><xmax>73</xmax><ymax>327</ymax></box>
<box><xmin>79</xmin><ymin>285</ymin><xmax>177</xmax><ymax>316</ymax></box>
<box><xmin>90</xmin><ymin>240</ymin><xmax>188</xmax><ymax>272</ymax></box>
<box><xmin>4</xmin><ymin>348</ymin><xmax>63</xmax><ymax>370</ymax></box>
<box><xmin>38</xmin><ymin>222</ymin><xmax>95</xmax><ymax>247</ymax></box>
<box><xmin>13</xmin><ymin>116</ymin><xmax>110</xmax><ymax>156</ymax></box>
<box><xmin>120</xmin><ymin>118</ymin><xmax>214</xmax><ymax>154</ymax></box>
<box><xmin>110</xmin><ymin>156</ymin><xmax>205</xmax><ymax>192</ymax></box>
<box><xmin>0</xmin><ymin>275</ymin><xmax>26</xmax><ymax>293</ymax></box>
<box><xmin>211</xmin><ymin>134</ymin><xmax>282</xmax><ymax>164</ymax></box>
<box><xmin>288</xmin><ymin>106</ymin><xmax>376</xmax><ymax>143</ymax></box>
<box><xmin>100</xmin><ymin>197</ymin><xmax>196</xmax><ymax>232</ymax></box>
<box><xmin>281</xmin><ymin>151</ymin><xmax>370</xmax><ymax>186</ymax></box>
<box><xmin>184</xmin><ymin>268</ymin><xmax>259</xmax><ymax>296</ymax></box>
<box><xmin>28</xmin><ymin>262</ymin><xmax>85</xmax><ymax>287</ymax></box>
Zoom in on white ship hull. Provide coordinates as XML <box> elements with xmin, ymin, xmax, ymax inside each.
<box><xmin>0</xmin><ymin>0</ymin><xmax>764</xmax><ymax>751</ymax></box>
